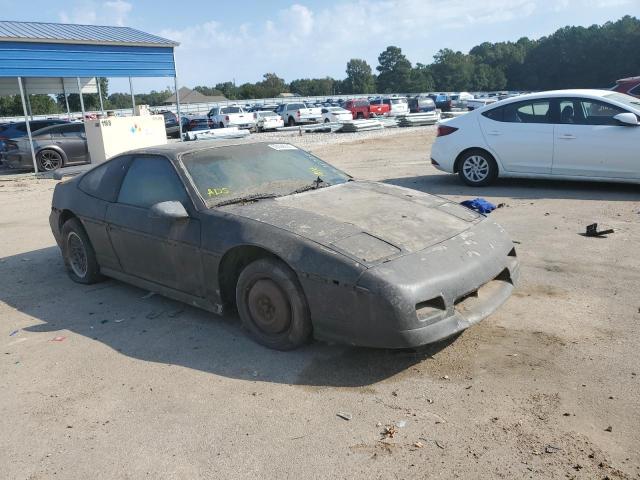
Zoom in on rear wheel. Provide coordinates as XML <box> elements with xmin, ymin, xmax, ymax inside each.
<box><xmin>356</xmin><ymin>112</ymin><xmax>364</xmax><ymax>119</ymax></box>
<box><xmin>236</xmin><ymin>258</ymin><xmax>312</xmax><ymax>350</ymax></box>
<box><xmin>61</xmin><ymin>218</ymin><xmax>104</xmax><ymax>284</ymax></box>
<box><xmin>37</xmin><ymin>149</ymin><xmax>63</xmax><ymax>172</ymax></box>
<box><xmin>219</xmin><ymin>122</ymin><xmax>225</xmax><ymax>129</ymax></box>
<box><xmin>324</xmin><ymin>118</ymin><xmax>330</xmax><ymax>123</ymax></box>
<box><xmin>287</xmin><ymin>117</ymin><xmax>296</xmax><ymax>127</ymax></box>
<box><xmin>458</xmin><ymin>149</ymin><xmax>498</xmax><ymax>186</ymax></box>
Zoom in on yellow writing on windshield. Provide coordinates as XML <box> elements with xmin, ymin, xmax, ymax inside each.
<box><xmin>309</xmin><ymin>167</ymin><xmax>323</xmax><ymax>176</ymax></box>
<box><xmin>207</xmin><ymin>187</ymin><xmax>230</xmax><ymax>197</ymax></box>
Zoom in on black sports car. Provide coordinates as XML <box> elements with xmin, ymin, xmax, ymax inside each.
<box><xmin>50</xmin><ymin>141</ymin><xmax>519</xmax><ymax>350</ymax></box>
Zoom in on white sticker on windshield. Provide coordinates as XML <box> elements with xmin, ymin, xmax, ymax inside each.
<box><xmin>268</xmin><ymin>144</ymin><xmax>298</xmax><ymax>151</ymax></box>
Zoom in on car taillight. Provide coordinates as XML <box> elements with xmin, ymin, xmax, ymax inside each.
<box><xmin>253</xmin><ymin>113</ymin><xmax>257</xmax><ymax>119</ymax></box>
<box><xmin>296</xmin><ymin>110</ymin><xmax>301</xmax><ymax>117</ymax></box>
<box><xmin>225</xmin><ymin>116</ymin><xmax>229</xmax><ymax>122</ymax></box>
<box><xmin>208</xmin><ymin>119</ymin><xmax>213</xmax><ymax>128</ymax></box>
<box><xmin>437</xmin><ymin>125</ymin><xmax>458</xmax><ymax>137</ymax></box>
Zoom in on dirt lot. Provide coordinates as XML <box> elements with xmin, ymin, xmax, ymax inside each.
<box><xmin>1</xmin><ymin>127</ymin><xmax>639</xmax><ymax>479</ymax></box>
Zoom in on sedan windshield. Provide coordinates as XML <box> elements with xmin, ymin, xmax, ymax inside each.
<box><xmin>181</xmin><ymin>143</ymin><xmax>350</xmax><ymax>205</ymax></box>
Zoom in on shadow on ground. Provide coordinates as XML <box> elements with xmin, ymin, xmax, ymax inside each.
<box><xmin>2</xmin><ymin>246</ymin><xmax>454</xmax><ymax>388</ymax></box>
<box><xmin>384</xmin><ymin>172</ymin><xmax>640</xmax><ymax>201</ymax></box>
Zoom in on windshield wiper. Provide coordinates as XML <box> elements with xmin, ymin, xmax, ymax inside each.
<box><xmin>214</xmin><ymin>192</ymin><xmax>278</xmax><ymax>207</ymax></box>
<box><xmin>290</xmin><ymin>176</ymin><xmax>331</xmax><ymax>194</ymax></box>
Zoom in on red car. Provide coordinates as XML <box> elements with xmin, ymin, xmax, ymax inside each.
<box><xmin>611</xmin><ymin>76</ymin><xmax>640</xmax><ymax>98</ymax></box>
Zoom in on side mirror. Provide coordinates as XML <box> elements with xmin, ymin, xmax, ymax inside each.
<box><xmin>613</xmin><ymin>112</ymin><xmax>639</xmax><ymax>126</ymax></box>
<box><xmin>149</xmin><ymin>201</ymin><xmax>189</xmax><ymax>220</ymax></box>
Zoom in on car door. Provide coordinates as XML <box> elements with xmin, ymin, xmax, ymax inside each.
<box><xmin>105</xmin><ymin>155</ymin><xmax>205</xmax><ymax>296</ymax></box>
<box><xmin>479</xmin><ymin>99</ymin><xmax>554</xmax><ymax>174</ymax></box>
<box><xmin>552</xmin><ymin>97</ymin><xmax>639</xmax><ymax>179</ymax></box>
<box><xmin>56</xmin><ymin>124</ymin><xmax>89</xmax><ymax>164</ymax></box>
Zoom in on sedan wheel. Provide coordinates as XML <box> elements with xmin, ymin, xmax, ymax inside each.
<box><xmin>236</xmin><ymin>258</ymin><xmax>312</xmax><ymax>350</ymax></box>
<box><xmin>37</xmin><ymin>150</ymin><xmax>63</xmax><ymax>171</ymax></box>
<box><xmin>458</xmin><ymin>150</ymin><xmax>498</xmax><ymax>186</ymax></box>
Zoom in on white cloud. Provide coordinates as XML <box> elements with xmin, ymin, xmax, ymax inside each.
<box><xmin>58</xmin><ymin>0</ymin><xmax>132</xmax><ymax>26</ymax></box>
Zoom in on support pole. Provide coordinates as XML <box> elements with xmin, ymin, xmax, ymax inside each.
<box><xmin>25</xmin><ymin>86</ymin><xmax>34</xmax><ymax>120</ymax></box>
<box><xmin>129</xmin><ymin>77</ymin><xmax>135</xmax><ymax>115</ymax></box>
<box><xmin>62</xmin><ymin>78</ymin><xmax>71</xmax><ymax>120</ymax></box>
<box><xmin>76</xmin><ymin>77</ymin><xmax>85</xmax><ymax>119</ymax></box>
<box><xmin>173</xmin><ymin>56</ymin><xmax>182</xmax><ymax>141</ymax></box>
<box><xmin>18</xmin><ymin>77</ymin><xmax>38</xmax><ymax>174</ymax></box>
<box><xmin>96</xmin><ymin>77</ymin><xmax>105</xmax><ymax>115</ymax></box>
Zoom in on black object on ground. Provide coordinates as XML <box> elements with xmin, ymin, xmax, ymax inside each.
<box><xmin>585</xmin><ymin>223</ymin><xmax>614</xmax><ymax>237</ymax></box>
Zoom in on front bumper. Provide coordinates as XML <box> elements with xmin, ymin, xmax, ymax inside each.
<box><xmin>308</xmin><ymin>219</ymin><xmax>519</xmax><ymax>348</ymax></box>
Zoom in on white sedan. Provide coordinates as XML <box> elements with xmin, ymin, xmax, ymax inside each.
<box><xmin>253</xmin><ymin>110</ymin><xmax>284</xmax><ymax>131</ymax></box>
<box><xmin>321</xmin><ymin>107</ymin><xmax>353</xmax><ymax>123</ymax></box>
<box><xmin>430</xmin><ymin>89</ymin><xmax>640</xmax><ymax>186</ymax></box>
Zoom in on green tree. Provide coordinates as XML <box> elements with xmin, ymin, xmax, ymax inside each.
<box><xmin>344</xmin><ymin>59</ymin><xmax>375</xmax><ymax>94</ymax></box>
<box><xmin>376</xmin><ymin>46</ymin><xmax>412</xmax><ymax>93</ymax></box>
<box><xmin>407</xmin><ymin>63</ymin><xmax>435</xmax><ymax>93</ymax></box>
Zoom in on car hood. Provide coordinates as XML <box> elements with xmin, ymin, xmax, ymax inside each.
<box><xmin>221</xmin><ymin>181</ymin><xmax>482</xmax><ymax>265</ymax></box>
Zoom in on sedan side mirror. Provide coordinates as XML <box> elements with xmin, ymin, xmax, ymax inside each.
<box><xmin>613</xmin><ymin>112</ymin><xmax>639</xmax><ymax>126</ymax></box>
<box><xmin>149</xmin><ymin>201</ymin><xmax>189</xmax><ymax>220</ymax></box>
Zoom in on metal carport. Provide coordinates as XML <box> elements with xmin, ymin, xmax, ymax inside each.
<box><xmin>0</xmin><ymin>20</ymin><xmax>180</xmax><ymax>172</ymax></box>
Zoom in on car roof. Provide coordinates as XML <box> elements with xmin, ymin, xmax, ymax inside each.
<box><xmin>497</xmin><ymin>89</ymin><xmax>612</xmax><ymax>103</ymax></box>
<box><xmin>128</xmin><ymin>139</ymin><xmax>273</xmax><ymax>159</ymax></box>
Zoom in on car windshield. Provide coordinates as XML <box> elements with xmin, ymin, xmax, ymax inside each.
<box><xmin>181</xmin><ymin>143</ymin><xmax>350</xmax><ymax>206</ymax></box>
<box><xmin>259</xmin><ymin>111</ymin><xmax>277</xmax><ymax>117</ymax></box>
<box><xmin>604</xmin><ymin>92</ymin><xmax>640</xmax><ymax>109</ymax></box>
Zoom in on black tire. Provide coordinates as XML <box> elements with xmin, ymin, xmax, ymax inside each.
<box><xmin>287</xmin><ymin>117</ymin><xmax>296</xmax><ymax>127</ymax></box>
<box><xmin>356</xmin><ymin>112</ymin><xmax>364</xmax><ymax>119</ymax></box>
<box><xmin>236</xmin><ymin>258</ymin><xmax>312</xmax><ymax>350</ymax></box>
<box><xmin>61</xmin><ymin>218</ymin><xmax>104</xmax><ymax>284</ymax></box>
<box><xmin>457</xmin><ymin>149</ymin><xmax>499</xmax><ymax>187</ymax></box>
<box><xmin>219</xmin><ymin>122</ymin><xmax>225</xmax><ymax>129</ymax></box>
<box><xmin>37</xmin><ymin>149</ymin><xmax>63</xmax><ymax>172</ymax></box>
<box><xmin>324</xmin><ymin>118</ymin><xmax>330</xmax><ymax>123</ymax></box>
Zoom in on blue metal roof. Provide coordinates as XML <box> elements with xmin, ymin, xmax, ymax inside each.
<box><xmin>0</xmin><ymin>21</ymin><xmax>178</xmax><ymax>47</ymax></box>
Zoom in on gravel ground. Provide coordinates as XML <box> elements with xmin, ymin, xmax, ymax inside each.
<box><xmin>1</xmin><ymin>127</ymin><xmax>639</xmax><ymax>479</ymax></box>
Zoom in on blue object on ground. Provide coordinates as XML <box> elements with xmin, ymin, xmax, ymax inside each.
<box><xmin>460</xmin><ymin>198</ymin><xmax>496</xmax><ymax>214</ymax></box>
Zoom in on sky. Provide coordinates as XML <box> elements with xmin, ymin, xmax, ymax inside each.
<box><xmin>1</xmin><ymin>0</ymin><xmax>639</xmax><ymax>93</ymax></box>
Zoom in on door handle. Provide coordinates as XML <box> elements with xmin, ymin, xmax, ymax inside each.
<box><xmin>487</xmin><ymin>131</ymin><xmax>502</xmax><ymax>136</ymax></box>
<box><xmin>558</xmin><ymin>134</ymin><xmax>576</xmax><ymax>139</ymax></box>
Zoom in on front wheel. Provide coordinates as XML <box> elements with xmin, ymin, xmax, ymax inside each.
<box><xmin>324</xmin><ymin>118</ymin><xmax>330</xmax><ymax>123</ymax></box>
<box><xmin>458</xmin><ymin>149</ymin><xmax>498</xmax><ymax>186</ymax></box>
<box><xmin>236</xmin><ymin>258</ymin><xmax>312</xmax><ymax>350</ymax></box>
<box><xmin>61</xmin><ymin>218</ymin><xmax>104</xmax><ymax>284</ymax></box>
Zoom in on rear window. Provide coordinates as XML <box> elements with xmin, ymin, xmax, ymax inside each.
<box><xmin>220</xmin><ymin>107</ymin><xmax>241</xmax><ymax>114</ymax></box>
<box><xmin>78</xmin><ymin>155</ymin><xmax>133</xmax><ymax>202</ymax></box>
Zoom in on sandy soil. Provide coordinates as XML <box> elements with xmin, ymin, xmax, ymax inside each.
<box><xmin>1</xmin><ymin>127</ymin><xmax>639</xmax><ymax>479</ymax></box>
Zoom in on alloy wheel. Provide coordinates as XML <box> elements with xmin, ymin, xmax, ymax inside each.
<box><xmin>67</xmin><ymin>232</ymin><xmax>88</xmax><ymax>278</ymax></box>
<box><xmin>39</xmin><ymin>151</ymin><xmax>62</xmax><ymax>171</ymax></box>
<box><xmin>462</xmin><ymin>155</ymin><xmax>490</xmax><ymax>183</ymax></box>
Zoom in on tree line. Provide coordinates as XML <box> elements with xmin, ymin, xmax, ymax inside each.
<box><xmin>1</xmin><ymin>16</ymin><xmax>639</xmax><ymax>116</ymax></box>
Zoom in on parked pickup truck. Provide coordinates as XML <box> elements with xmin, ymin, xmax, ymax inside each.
<box><xmin>275</xmin><ymin>102</ymin><xmax>322</xmax><ymax>126</ymax></box>
<box><xmin>344</xmin><ymin>98</ymin><xmax>390</xmax><ymax>119</ymax></box>
<box><xmin>207</xmin><ymin>106</ymin><xmax>256</xmax><ymax>129</ymax></box>
<box><xmin>367</xmin><ymin>98</ymin><xmax>391</xmax><ymax>117</ymax></box>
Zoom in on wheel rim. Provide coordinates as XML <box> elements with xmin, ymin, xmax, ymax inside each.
<box><xmin>67</xmin><ymin>232</ymin><xmax>88</xmax><ymax>278</ymax></box>
<box><xmin>39</xmin><ymin>151</ymin><xmax>62</xmax><ymax>171</ymax></box>
<box><xmin>247</xmin><ymin>279</ymin><xmax>291</xmax><ymax>334</ymax></box>
<box><xmin>462</xmin><ymin>155</ymin><xmax>490</xmax><ymax>182</ymax></box>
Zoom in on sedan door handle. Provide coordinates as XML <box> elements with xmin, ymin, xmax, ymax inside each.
<box><xmin>487</xmin><ymin>131</ymin><xmax>502</xmax><ymax>136</ymax></box>
<box><xmin>558</xmin><ymin>134</ymin><xmax>576</xmax><ymax>139</ymax></box>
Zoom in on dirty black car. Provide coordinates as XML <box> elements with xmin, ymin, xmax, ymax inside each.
<box><xmin>49</xmin><ymin>141</ymin><xmax>519</xmax><ymax>350</ymax></box>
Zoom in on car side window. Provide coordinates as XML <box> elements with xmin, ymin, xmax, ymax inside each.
<box><xmin>579</xmin><ymin>99</ymin><xmax>627</xmax><ymax>126</ymax></box>
<box><xmin>502</xmin><ymin>100</ymin><xmax>551</xmax><ymax>123</ymax></box>
<box><xmin>79</xmin><ymin>155</ymin><xmax>133</xmax><ymax>202</ymax></box>
<box><xmin>482</xmin><ymin>107</ymin><xmax>503</xmax><ymax>121</ymax></box>
<box><xmin>117</xmin><ymin>156</ymin><xmax>188</xmax><ymax>209</ymax></box>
